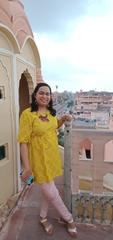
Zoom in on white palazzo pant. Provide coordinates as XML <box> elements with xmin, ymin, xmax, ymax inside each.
<box><xmin>39</xmin><ymin>181</ymin><xmax>72</xmax><ymax>222</ymax></box>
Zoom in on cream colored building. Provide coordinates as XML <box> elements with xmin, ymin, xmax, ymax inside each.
<box><xmin>0</xmin><ymin>0</ymin><xmax>42</xmax><ymax>204</ymax></box>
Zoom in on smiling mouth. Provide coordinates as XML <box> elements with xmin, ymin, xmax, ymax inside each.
<box><xmin>41</xmin><ymin>99</ymin><xmax>48</xmax><ymax>102</ymax></box>
<box><xmin>40</xmin><ymin>100</ymin><xmax>49</xmax><ymax>104</ymax></box>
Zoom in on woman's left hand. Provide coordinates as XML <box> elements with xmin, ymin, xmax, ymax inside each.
<box><xmin>58</xmin><ymin>113</ymin><xmax>73</xmax><ymax>128</ymax></box>
<box><xmin>62</xmin><ymin>114</ymin><xmax>73</xmax><ymax>122</ymax></box>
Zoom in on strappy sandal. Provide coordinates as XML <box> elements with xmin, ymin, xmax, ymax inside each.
<box><xmin>57</xmin><ymin>218</ymin><xmax>77</xmax><ymax>238</ymax></box>
<box><xmin>40</xmin><ymin>218</ymin><xmax>54</xmax><ymax>236</ymax></box>
<box><xmin>67</xmin><ymin>219</ymin><xmax>78</xmax><ymax>238</ymax></box>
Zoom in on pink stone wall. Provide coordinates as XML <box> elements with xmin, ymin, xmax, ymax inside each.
<box><xmin>0</xmin><ymin>0</ymin><xmax>43</xmax><ymax>83</ymax></box>
<box><xmin>0</xmin><ymin>0</ymin><xmax>33</xmax><ymax>48</ymax></box>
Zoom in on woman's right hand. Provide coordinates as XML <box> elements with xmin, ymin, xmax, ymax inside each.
<box><xmin>20</xmin><ymin>169</ymin><xmax>32</xmax><ymax>182</ymax></box>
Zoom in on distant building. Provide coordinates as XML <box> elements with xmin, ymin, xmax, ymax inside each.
<box><xmin>75</xmin><ymin>90</ymin><xmax>113</xmax><ymax>111</ymax></box>
<box><xmin>74</xmin><ymin>90</ymin><xmax>113</xmax><ymax>129</ymax></box>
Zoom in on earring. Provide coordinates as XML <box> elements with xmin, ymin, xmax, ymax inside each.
<box><xmin>35</xmin><ymin>99</ymin><xmax>37</xmax><ymax>105</ymax></box>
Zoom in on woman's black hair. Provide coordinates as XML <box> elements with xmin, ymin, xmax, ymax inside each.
<box><xmin>31</xmin><ymin>82</ymin><xmax>56</xmax><ymax>116</ymax></box>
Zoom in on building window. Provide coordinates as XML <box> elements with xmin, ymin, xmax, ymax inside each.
<box><xmin>0</xmin><ymin>144</ymin><xmax>7</xmax><ymax>160</ymax></box>
<box><xmin>85</xmin><ymin>149</ymin><xmax>91</xmax><ymax>159</ymax></box>
<box><xmin>0</xmin><ymin>86</ymin><xmax>5</xmax><ymax>100</ymax></box>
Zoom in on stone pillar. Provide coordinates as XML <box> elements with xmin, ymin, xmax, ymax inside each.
<box><xmin>64</xmin><ymin>122</ymin><xmax>72</xmax><ymax>211</ymax></box>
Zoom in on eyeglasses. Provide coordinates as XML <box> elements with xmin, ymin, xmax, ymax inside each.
<box><xmin>38</xmin><ymin>91</ymin><xmax>51</xmax><ymax>96</ymax></box>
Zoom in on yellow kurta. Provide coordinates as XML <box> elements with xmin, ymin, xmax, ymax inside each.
<box><xmin>18</xmin><ymin>108</ymin><xmax>62</xmax><ymax>183</ymax></box>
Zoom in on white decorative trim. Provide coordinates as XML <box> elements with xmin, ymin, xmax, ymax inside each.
<box><xmin>12</xmin><ymin>54</ymin><xmax>21</xmax><ymax>191</ymax></box>
<box><xmin>16</xmin><ymin>55</ymin><xmax>36</xmax><ymax>68</ymax></box>
<box><xmin>0</xmin><ymin>48</ymin><xmax>14</xmax><ymax>56</ymax></box>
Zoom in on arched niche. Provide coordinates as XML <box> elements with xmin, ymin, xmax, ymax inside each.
<box><xmin>19</xmin><ymin>69</ymin><xmax>33</xmax><ymax>115</ymax></box>
<box><xmin>0</xmin><ymin>24</ymin><xmax>20</xmax><ymax>53</ymax></box>
<box><xmin>79</xmin><ymin>138</ymin><xmax>93</xmax><ymax>160</ymax></box>
<box><xmin>21</xmin><ymin>36</ymin><xmax>41</xmax><ymax>67</ymax></box>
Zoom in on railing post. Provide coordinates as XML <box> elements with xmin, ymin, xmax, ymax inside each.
<box><xmin>64</xmin><ymin>121</ymin><xmax>72</xmax><ymax>211</ymax></box>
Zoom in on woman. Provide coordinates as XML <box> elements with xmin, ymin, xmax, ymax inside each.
<box><xmin>18</xmin><ymin>82</ymin><xmax>77</xmax><ymax>238</ymax></box>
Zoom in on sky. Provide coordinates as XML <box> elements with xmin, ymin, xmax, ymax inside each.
<box><xmin>22</xmin><ymin>0</ymin><xmax>113</xmax><ymax>92</ymax></box>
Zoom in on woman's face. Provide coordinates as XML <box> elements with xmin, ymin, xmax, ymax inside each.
<box><xmin>35</xmin><ymin>86</ymin><xmax>51</xmax><ymax>107</ymax></box>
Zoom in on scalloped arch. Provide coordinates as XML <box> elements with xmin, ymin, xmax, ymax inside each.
<box><xmin>0</xmin><ymin>23</ymin><xmax>20</xmax><ymax>53</ymax></box>
<box><xmin>22</xmin><ymin>36</ymin><xmax>41</xmax><ymax>67</ymax></box>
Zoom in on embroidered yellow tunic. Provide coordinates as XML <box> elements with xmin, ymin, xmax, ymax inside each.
<box><xmin>18</xmin><ymin>108</ymin><xmax>62</xmax><ymax>183</ymax></box>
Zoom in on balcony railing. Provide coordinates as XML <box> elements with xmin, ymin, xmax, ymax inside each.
<box><xmin>64</xmin><ymin>122</ymin><xmax>113</xmax><ymax>224</ymax></box>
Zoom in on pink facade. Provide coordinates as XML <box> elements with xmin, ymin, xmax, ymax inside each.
<box><xmin>0</xmin><ymin>0</ymin><xmax>33</xmax><ymax>47</ymax></box>
<box><xmin>0</xmin><ymin>0</ymin><xmax>43</xmax><ymax>83</ymax></box>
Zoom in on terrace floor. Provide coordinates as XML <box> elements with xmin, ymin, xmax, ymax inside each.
<box><xmin>0</xmin><ymin>175</ymin><xmax>113</xmax><ymax>240</ymax></box>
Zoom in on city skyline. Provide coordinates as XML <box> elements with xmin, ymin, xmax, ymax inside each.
<box><xmin>22</xmin><ymin>0</ymin><xmax>113</xmax><ymax>92</ymax></box>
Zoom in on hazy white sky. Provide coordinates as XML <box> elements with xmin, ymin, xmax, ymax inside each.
<box><xmin>22</xmin><ymin>0</ymin><xmax>113</xmax><ymax>92</ymax></box>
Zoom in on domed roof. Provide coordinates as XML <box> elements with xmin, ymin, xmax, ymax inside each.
<box><xmin>0</xmin><ymin>0</ymin><xmax>33</xmax><ymax>48</ymax></box>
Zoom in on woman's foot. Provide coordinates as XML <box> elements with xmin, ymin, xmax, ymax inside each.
<box><xmin>40</xmin><ymin>217</ymin><xmax>54</xmax><ymax>236</ymax></box>
<box><xmin>67</xmin><ymin>219</ymin><xmax>77</xmax><ymax>238</ymax></box>
<box><xmin>57</xmin><ymin>218</ymin><xmax>77</xmax><ymax>238</ymax></box>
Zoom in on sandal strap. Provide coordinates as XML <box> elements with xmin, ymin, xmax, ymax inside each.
<box><xmin>45</xmin><ymin>224</ymin><xmax>52</xmax><ymax>233</ymax></box>
<box><xmin>40</xmin><ymin>218</ymin><xmax>47</xmax><ymax>223</ymax></box>
<box><xmin>57</xmin><ymin>217</ymin><xmax>74</xmax><ymax>224</ymax></box>
<box><xmin>68</xmin><ymin>219</ymin><xmax>74</xmax><ymax>224</ymax></box>
<box><xmin>40</xmin><ymin>219</ymin><xmax>53</xmax><ymax>234</ymax></box>
<box><xmin>68</xmin><ymin>227</ymin><xmax>77</xmax><ymax>233</ymax></box>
